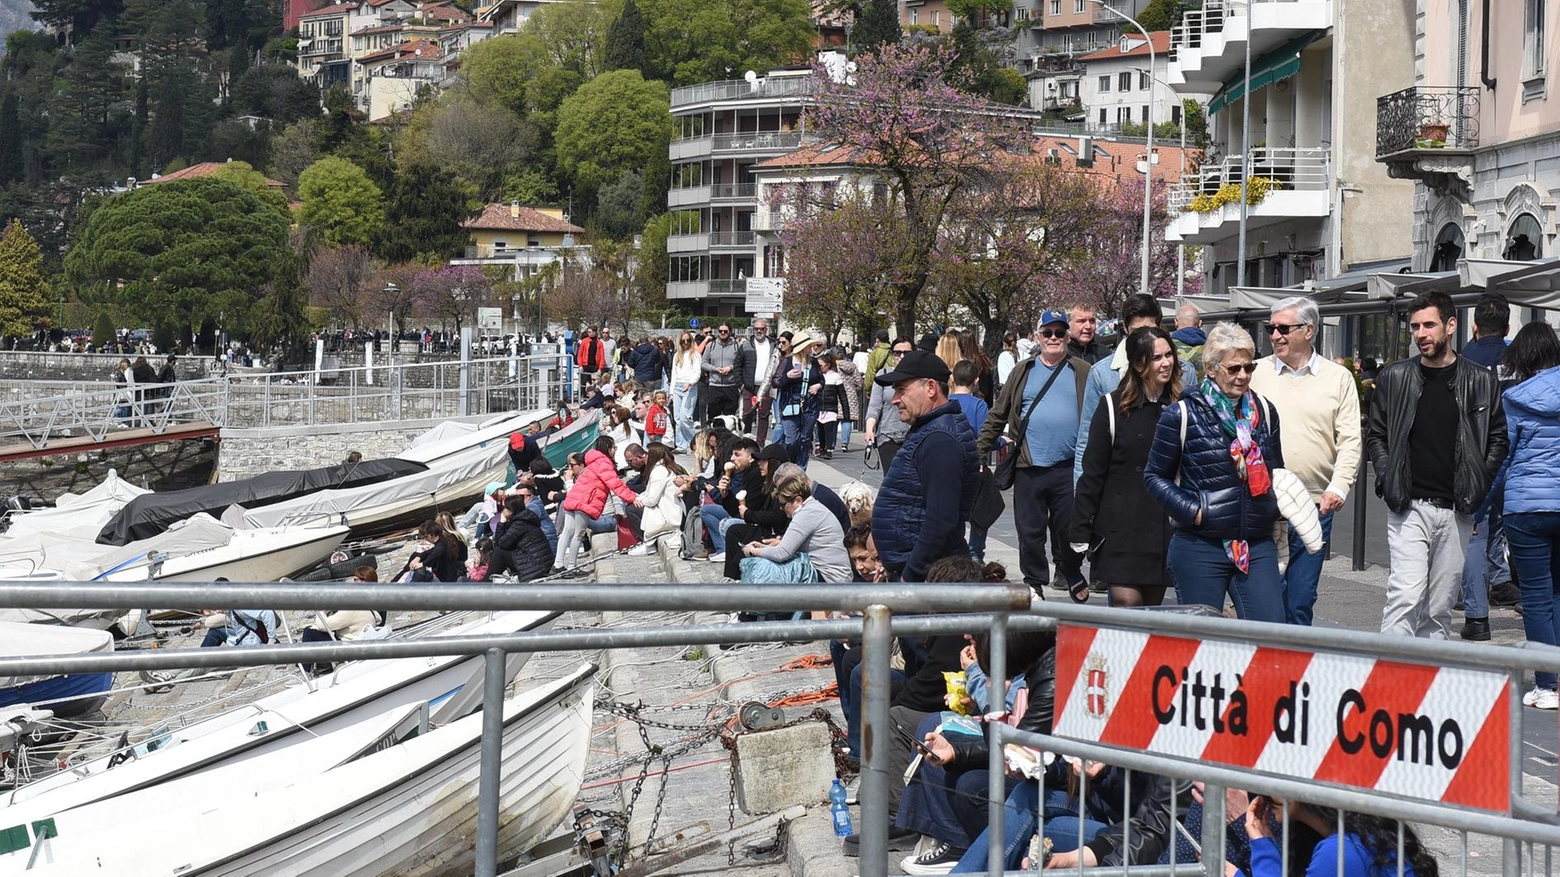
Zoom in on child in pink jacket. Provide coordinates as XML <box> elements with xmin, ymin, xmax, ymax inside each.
<box><xmin>554</xmin><ymin>435</ymin><xmax>641</xmax><ymax>573</ymax></box>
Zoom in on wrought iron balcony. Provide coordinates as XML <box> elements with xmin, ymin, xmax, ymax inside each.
<box><xmin>1376</xmin><ymin>86</ymin><xmax>1480</xmax><ymax>158</ymax></box>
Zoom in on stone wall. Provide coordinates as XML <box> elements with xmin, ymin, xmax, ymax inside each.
<box><xmin>215</xmin><ymin>415</ymin><xmax>492</xmax><ymax>482</ymax></box>
<box><xmin>0</xmin><ymin>352</ymin><xmax>210</xmax><ymax>383</ymax></box>
<box><xmin>0</xmin><ymin>437</ymin><xmax>217</xmax><ymax>505</ymax></box>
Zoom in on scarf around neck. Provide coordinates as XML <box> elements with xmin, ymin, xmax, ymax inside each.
<box><xmin>1199</xmin><ymin>377</ymin><xmax>1272</xmax><ymax>573</ymax></box>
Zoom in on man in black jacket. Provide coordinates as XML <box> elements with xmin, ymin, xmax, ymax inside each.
<box><xmin>491</xmin><ymin>496</ymin><xmax>554</xmax><ymax>580</ymax></box>
<box><xmin>1367</xmin><ymin>291</ymin><xmax>1507</xmax><ymax>639</ymax></box>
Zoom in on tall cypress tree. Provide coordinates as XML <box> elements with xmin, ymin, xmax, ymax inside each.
<box><xmin>603</xmin><ymin>0</ymin><xmax>646</xmax><ymax>73</ymax></box>
<box><xmin>0</xmin><ymin>92</ymin><xmax>22</xmax><ymax>186</ymax></box>
<box><xmin>853</xmin><ymin>0</ymin><xmax>902</xmax><ymax>53</ymax></box>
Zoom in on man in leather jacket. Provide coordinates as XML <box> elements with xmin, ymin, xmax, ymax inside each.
<box><xmin>1366</xmin><ymin>291</ymin><xmax>1507</xmax><ymax>639</ymax></box>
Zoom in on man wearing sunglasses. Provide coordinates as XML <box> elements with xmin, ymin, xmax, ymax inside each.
<box><xmin>978</xmin><ymin>309</ymin><xmax>1092</xmax><ymax>596</ymax></box>
<box><xmin>700</xmin><ymin>322</ymin><xmax>741</xmax><ymax>422</ymax></box>
<box><xmin>864</xmin><ymin>339</ymin><xmax>915</xmax><ymax>475</ymax></box>
<box><xmin>1249</xmin><ymin>296</ymin><xmax>1362</xmax><ymax>626</ymax></box>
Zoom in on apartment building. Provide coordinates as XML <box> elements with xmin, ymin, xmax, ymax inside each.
<box><xmin>664</xmin><ymin>69</ymin><xmax>818</xmax><ymax>315</ymax></box>
<box><xmin>1376</xmin><ymin>0</ymin><xmax>1560</xmax><ymax>271</ymax></box>
<box><xmin>1161</xmin><ymin>0</ymin><xmax>1415</xmax><ymax>295</ymax></box>
<box><xmin>1077</xmin><ymin>31</ymin><xmax>1204</xmax><ymax>132</ymax></box>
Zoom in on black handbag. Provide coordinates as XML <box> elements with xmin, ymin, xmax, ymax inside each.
<box><xmin>969</xmin><ymin>469</ymin><xmax>1005</xmax><ymax>529</ymax></box>
<box><xmin>991</xmin><ymin>361</ymin><xmax>1066</xmax><ymax>491</ymax></box>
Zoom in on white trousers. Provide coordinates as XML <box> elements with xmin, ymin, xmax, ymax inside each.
<box><xmin>1382</xmin><ymin>500</ymin><xmax>1473</xmax><ymax>639</ymax></box>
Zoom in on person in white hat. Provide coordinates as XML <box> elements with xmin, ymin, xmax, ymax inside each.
<box><xmin>773</xmin><ymin>330</ymin><xmax>824</xmax><ymax>467</ymax></box>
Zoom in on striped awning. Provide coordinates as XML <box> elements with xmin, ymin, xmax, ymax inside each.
<box><xmin>1207</xmin><ymin>33</ymin><xmax>1320</xmax><ymax>115</ymax></box>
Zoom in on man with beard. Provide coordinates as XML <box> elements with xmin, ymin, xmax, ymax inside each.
<box><xmin>1367</xmin><ymin>291</ymin><xmax>1506</xmax><ymax>639</ymax></box>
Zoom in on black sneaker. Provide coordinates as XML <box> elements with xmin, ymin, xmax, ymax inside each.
<box><xmin>901</xmin><ymin>840</ymin><xmax>966</xmax><ymax>875</ymax></box>
<box><xmin>1047</xmin><ymin>571</ymin><xmax>1069</xmax><ymax>591</ymax></box>
<box><xmin>1460</xmin><ymin>617</ymin><xmax>1491</xmax><ymax>641</ymax></box>
<box><xmin>1490</xmin><ymin>580</ymin><xmax>1523</xmax><ymax>608</ymax></box>
<box><xmin>841</xmin><ymin>826</ymin><xmax>919</xmax><ymax>857</ymax></box>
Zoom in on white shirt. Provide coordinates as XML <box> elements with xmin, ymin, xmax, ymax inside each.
<box><xmin>1273</xmin><ymin>349</ymin><xmax>1322</xmax><ymax>378</ymax></box>
<box><xmin>751</xmin><ymin>338</ymin><xmax>775</xmax><ymax>386</ymax></box>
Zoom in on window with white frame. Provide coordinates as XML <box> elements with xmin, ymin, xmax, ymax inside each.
<box><xmin>1075</xmin><ymin>0</ymin><xmax>1085</xmax><ymax>12</ymax></box>
<box><xmin>1525</xmin><ymin>0</ymin><xmax>1546</xmax><ymax>80</ymax></box>
<box><xmin>1099</xmin><ymin>75</ymin><xmax>1111</xmax><ymax>92</ymax></box>
<box><xmin>1099</xmin><ymin>107</ymin><xmax>1108</xmax><ymax>126</ymax></box>
<box><xmin>932</xmin><ymin>9</ymin><xmax>940</xmax><ymax>26</ymax></box>
<box><xmin>1139</xmin><ymin>71</ymin><xmax>1150</xmax><ymax>90</ymax></box>
<box><xmin>909</xmin><ymin>7</ymin><xmax>917</xmax><ymax>23</ymax></box>
<box><xmin>1118</xmin><ymin>106</ymin><xmax>1131</xmax><ymax>123</ymax></box>
<box><xmin>1051</xmin><ymin>0</ymin><xmax>1061</xmax><ymax>14</ymax></box>
<box><xmin>1118</xmin><ymin>71</ymin><xmax>1131</xmax><ymax>91</ymax></box>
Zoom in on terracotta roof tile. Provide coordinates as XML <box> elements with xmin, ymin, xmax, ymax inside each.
<box><xmin>143</xmin><ymin>161</ymin><xmax>287</xmax><ymax>189</ymax></box>
<box><xmin>358</xmin><ymin>37</ymin><xmax>444</xmax><ymax>63</ymax></box>
<box><xmin>300</xmin><ymin>2</ymin><xmax>358</xmax><ymax>16</ymax></box>
<box><xmin>463</xmin><ymin>203</ymin><xmax>584</xmax><ymax>234</ymax></box>
<box><xmin>1077</xmin><ymin>31</ymin><xmax>1172</xmax><ymax>62</ymax></box>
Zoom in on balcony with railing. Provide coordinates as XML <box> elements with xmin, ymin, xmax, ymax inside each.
<box><xmin>1166</xmin><ymin>0</ymin><xmax>1330</xmax><ymax>95</ymax></box>
<box><xmin>1164</xmin><ymin>147</ymin><xmax>1330</xmax><ymax>244</ymax></box>
<box><xmin>712</xmin><ymin>132</ymin><xmax>806</xmax><ymax>154</ymax></box>
<box><xmin>1092</xmin><ymin>2</ymin><xmax>1128</xmax><ymax>24</ymax></box>
<box><xmin>708</xmin><ymin>231</ymin><xmax>757</xmax><ymax>250</ymax></box>
<box><xmin>670</xmin><ymin>136</ymin><xmax>713</xmax><ymax>161</ymax></box>
<box><xmin>667</xmin><ymin>185</ymin><xmax>712</xmax><ymax>208</ymax></box>
<box><xmin>665</xmin><ymin>278</ymin><xmax>748</xmax><ymax>299</ymax></box>
<box><xmin>710</xmin><ymin>183</ymin><xmax>757</xmax><ymax>202</ymax></box>
<box><xmin>1375</xmin><ymin>85</ymin><xmax>1480</xmax><ymax>200</ymax></box>
<box><xmin>670</xmin><ymin>77</ymin><xmax>818</xmax><ymax>108</ymax></box>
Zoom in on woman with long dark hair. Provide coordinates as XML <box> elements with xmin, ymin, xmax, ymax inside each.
<box><xmin>1239</xmin><ymin>797</ymin><xmax>1437</xmax><ymax>876</ymax></box>
<box><xmin>1499</xmin><ymin>321</ymin><xmax>1560</xmax><ymax>708</ymax></box>
<box><xmin>1072</xmin><ymin>327</ymin><xmax>1184</xmax><ymax>607</ymax></box>
<box><xmin>958</xmin><ymin>328</ymin><xmax>996</xmax><ymax>403</ymax></box>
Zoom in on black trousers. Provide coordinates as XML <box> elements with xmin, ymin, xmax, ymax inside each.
<box><xmin>1012</xmin><ymin>461</ymin><xmax>1084</xmax><ymax>592</ymax></box>
<box><xmin>703</xmin><ymin>384</ymin><xmax>739</xmax><ymax>422</ymax></box>
<box><xmin>877</xmin><ymin>439</ymin><xmax>903</xmax><ymax>481</ymax></box>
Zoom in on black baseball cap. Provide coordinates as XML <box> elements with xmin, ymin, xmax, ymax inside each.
<box><xmin>874</xmin><ymin>349</ymin><xmax>952</xmax><ymax>387</ymax></box>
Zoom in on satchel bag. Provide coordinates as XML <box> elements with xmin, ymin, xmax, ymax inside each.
<box><xmin>970</xmin><ymin>469</ymin><xmax>1005</xmax><ymax>529</ymax></box>
<box><xmin>992</xmin><ymin>361</ymin><xmax>1066</xmax><ymax>491</ymax></box>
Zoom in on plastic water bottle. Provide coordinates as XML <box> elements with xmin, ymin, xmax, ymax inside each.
<box><xmin>829</xmin><ymin>778</ymin><xmax>853</xmax><ymax>837</ymax></box>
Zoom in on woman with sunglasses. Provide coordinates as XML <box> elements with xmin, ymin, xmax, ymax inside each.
<box><xmin>1144</xmin><ymin>322</ymin><xmax>1287</xmax><ymax>622</ymax></box>
<box><xmin>671</xmin><ymin>332</ymin><xmax>702</xmax><ymax>452</ymax></box>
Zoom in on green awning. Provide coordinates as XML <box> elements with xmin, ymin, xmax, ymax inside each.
<box><xmin>1207</xmin><ymin>33</ymin><xmax>1319</xmax><ymax>115</ymax></box>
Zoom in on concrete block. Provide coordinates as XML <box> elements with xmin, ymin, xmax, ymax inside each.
<box><xmin>590</xmin><ymin>531</ymin><xmax>618</xmax><ymax>557</ymax></box>
<box><xmin>733</xmin><ymin>722</ymin><xmax>834</xmax><ymax>814</ymax></box>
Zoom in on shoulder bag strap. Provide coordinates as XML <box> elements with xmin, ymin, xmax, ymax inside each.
<box><xmin>1011</xmin><ymin>361</ymin><xmax>1066</xmax><ymax>443</ymax></box>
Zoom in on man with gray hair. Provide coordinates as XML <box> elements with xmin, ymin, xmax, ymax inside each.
<box><xmin>1249</xmin><ymin>295</ymin><xmax>1361</xmax><ymax>625</ymax></box>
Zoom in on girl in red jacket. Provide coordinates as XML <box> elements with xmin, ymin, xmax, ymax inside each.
<box><xmin>553</xmin><ymin>435</ymin><xmax>641</xmax><ymax>574</ymax></box>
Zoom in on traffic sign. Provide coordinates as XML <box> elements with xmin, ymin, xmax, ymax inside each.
<box><xmin>1052</xmin><ymin>624</ymin><xmax>1512</xmax><ymax>813</ymax></box>
<box><xmin>745</xmin><ymin>277</ymin><xmax>785</xmax><ymax>315</ymax></box>
<box><xmin>477</xmin><ymin>307</ymin><xmax>503</xmax><ymax>332</ymax></box>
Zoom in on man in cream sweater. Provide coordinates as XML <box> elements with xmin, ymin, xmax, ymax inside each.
<box><xmin>1250</xmin><ymin>295</ymin><xmax>1362</xmax><ymax>625</ymax></box>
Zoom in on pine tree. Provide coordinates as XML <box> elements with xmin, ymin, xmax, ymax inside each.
<box><xmin>0</xmin><ymin>219</ymin><xmax>50</xmax><ymax>339</ymax></box>
<box><xmin>852</xmin><ymin>0</ymin><xmax>901</xmax><ymax>53</ymax></box>
<box><xmin>0</xmin><ymin>91</ymin><xmax>22</xmax><ymax>186</ymax></box>
<box><xmin>603</xmin><ymin>0</ymin><xmax>646</xmax><ymax>73</ymax></box>
<box><xmin>248</xmin><ymin>245</ymin><xmax>311</xmax><ymax>363</ymax></box>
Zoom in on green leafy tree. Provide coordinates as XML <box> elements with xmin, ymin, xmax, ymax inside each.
<box><xmin>851</xmin><ymin>0</ymin><xmax>901</xmax><ymax>52</ymax></box>
<box><xmin>398</xmin><ymin>92</ymin><xmax>530</xmax><ymax>202</ymax></box>
<box><xmin>210</xmin><ymin>160</ymin><xmax>289</xmax><ymax>214</ymax></box>
<box><xmin>1135</xmin><ymin>0</ymin><xmax>1183</xmax><ymax>31</ymax></box>
<box><xmin>593</xmin><ymin>170</ymin><xmax>644</xmax><ymax>239</ymax></box>
<box><xmin>501</xmin><ymin>168</ymin><xmax>561</xmax><ymax>205</ymax></box>
<box><xmin>0</xmin><ymin>219</ymin><xmax>48</xmax><ymax>337</ymax></box>
<box><xmin>297</xmin><ymin>156</ymin><xmax>386</xmax><ymax>248</ymax></box>
<box><xmin>249</xmin><ymin>243</ymin><xmax>312</xmax><ymax>362</ymax></box>
<box><xmin>92</xmin><ymin>311</ymin><xmax>116</xmax><ymax>348</ymax></box>
<box><xmin>0</xmin><ymin>91</ymin><xmax>22</xmax><ymax>186</ymax></box>
<box><xmin>604</xmin><ymin>0</ymin><xmax>646</xmax><ymax>72</ymax></box>
<box><xmin>554</xmin><ymin>70</ymin><xmax>670</xmax><ymax>192</ymax></box>
<box><xmin>378</xmin><ymin>162</ymin><xmax>477</xmax><ymax>263</ymax></box>
<box><xmin>634</xmin><ymin>211</ymin><xmax>670</xmax><ymax>307</ymax></box>
<box><xmin>946</xmin><ymin>0</ymin><xmax>1011</xmax><ymax>24</ymax></box>
<box><xmin>641</xmin><ymin>0</ymin><xmax>816</xmax><ymax>85</ymax></box>
<box><xmin>62</xmin><ymin>178</ymin><xmax>289</xmax><ymax>339</ymax></box>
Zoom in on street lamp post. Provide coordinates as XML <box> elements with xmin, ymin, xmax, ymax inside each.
<box><xmin>1089</xmin><ymin>0</ymin><xmax>1154</xmax><ymax>297</ymax></box>
<box><xmin>383</xmin><ymin>281</ymin><xmax>399</xmax><ymax>366</ymax></box>
<box><xmin>1128</xmin><ymin>63</ymin><xmax>1191</xmax><ymax>298</ymax></box>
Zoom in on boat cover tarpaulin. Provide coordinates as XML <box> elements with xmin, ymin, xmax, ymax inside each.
<box><xmin>97</xmin><ymin>459</ymin><xmax>428</xmax><ymax>545</ymax></box>
<box><xmin>0</xmin><ymin>621</ymin><xmax>113</xmax><ymax>688</ymax></box>
<box><xmin>0</xmin><ymin>469</ymin><xmax>150</xmax><ymax>544</ymax></box>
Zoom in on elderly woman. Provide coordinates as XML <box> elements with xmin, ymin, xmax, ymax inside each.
<box><xmin>1144</xmin><ymin>322</ymin><xmax>1287</xmax><ymax>622</ymax></box>
<box><xmin>738</xmin><ymin>463</ymin><xmax>850</xmax><ymax>584</ymax></box>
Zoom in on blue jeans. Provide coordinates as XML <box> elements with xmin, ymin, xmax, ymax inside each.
<box><xmin>769</xmin><ymin>399</ymin><xmax>784</xmax><ymax>445</ymax></box>
<box><xmin>700</xmin><ymin>504</ymin><xmax>743</xmax><ymax>552</ymax></box>
<box><xmin>1168</xmin><ymin>534</ymin><xmax>1285</xmax><ymax>623</ymax></box>
<box><xmin>671</xmin><ymin>382</ymin><xmax>698</xmax><ymax>450</ymax></box>
<box><xmin>586</xmin><ymin>513</ymin><xmax>616</xmax><ymax>536</ymax></box>
<box><xmin>1506</xmin><ymin>512</ymin><xmax>1560</xmax><ymax>690</ymax></box>
<box><xmin>1283</xmin><ymin>510</ymin><xmax>1333</xmax><ymax>625</ymax></box>
<box><xmin>528</xmin><ymin>498</ymin><xmax>558</xmax><ymax>554</ymax></box>
<box><xmin>968</xmin><ymin>524</ymin><xmax>988</xmax><ymax>562</ymax></box>
<box><xmin>950</xmin><ymin>780</ymin><xmax>1043</xmax><ymax>872</ymax></box>
<box><xmin>839</xmin><ymin>420</ymin><xmax>852</xmax><ymax>450</ymax></box>
<box><xmin>836</xmin><ymin>641</ymin><xmax>906</xmax><ymax>764</ymax></box>
<box><xmin>1463</xmin><ymin>508</ymin><xmax>1511</xmax><ymax>619</ymax></box>
<box><xmin>782</xmin><ymin>415</ymin><xmax>814</xmax><ymax>468</ymax></box>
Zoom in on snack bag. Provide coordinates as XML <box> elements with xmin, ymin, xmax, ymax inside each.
<box><xmin>943</xmin><ymin>671</ymin><xmax>972</xmax><ymax>716</ymax></box>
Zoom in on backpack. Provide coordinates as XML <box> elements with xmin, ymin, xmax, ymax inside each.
<box><xmin>677</xmin><ymin>505</ymin><xmax>706</xmax><ymax>561</ymax></box>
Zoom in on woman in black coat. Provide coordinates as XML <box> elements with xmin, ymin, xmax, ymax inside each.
<box><xmin>1071</xmin><ymin>327</ymin><xmax>1184</xmax><ymax>607</ymax></box>
<box><xmin>491</xmin><ymin>496</ymin><xmax>555</xmax><ymax>581</ymax></box>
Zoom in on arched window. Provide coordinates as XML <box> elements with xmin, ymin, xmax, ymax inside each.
<box><xmin>1505</xmin><ymin>213</ymin><xmax>1543</xmax><ymax>261</ymax></box>
<box><xmin>1431</xmin><ymin>223</ymin><xmax>1465</xmax><ymax>272</ymax></box>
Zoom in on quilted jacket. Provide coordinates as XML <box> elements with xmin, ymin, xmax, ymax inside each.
<box><xmin>1143</xmin><ymin>390</ymin><xmax>1285</xmax><ymax>542</ymax></box>
<box><xmin>1502</xmin><ymin>365</ymin><xmax>1560</xmax><ymax>515</ymax></box>
<box><xmin>562</xmin><ymin>449</ymin><xmax>637</xmax><ymax>519</ymax></box>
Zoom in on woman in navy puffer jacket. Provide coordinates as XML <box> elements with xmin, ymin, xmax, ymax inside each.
<box><xmin>1144</xmin><ymin>322</ymin><xmax>1286</xmax><ymax>622</ymax></box>
<box><xmin>1498</xmin><ymin>323</ymin><xmax>1560</xmax><ymax>708</ymax></box>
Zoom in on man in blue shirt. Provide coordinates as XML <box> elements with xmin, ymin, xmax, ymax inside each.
<box><xmin>976</xmin><ymin>309</ymin><xmax>1091</xmax><ymax>595</ymax></box>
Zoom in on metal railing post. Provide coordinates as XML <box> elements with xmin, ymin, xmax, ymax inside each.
<box><xmin>860</xmin><ymin>604</ymin><xmax>893</xmax><ymax>877</ymax></box>
<box><xmin>985</xmin><ymin>613</ymin><xmax>1008</xmax><ymax>877</ymax></box>
<box><xmin>475</xmin><ymin>646</ymin><xmax>506</xmax><ymax>877</ymax></box>
<box><xmin>1200</xmin><ymin>783</ymin><xmax>1226</xmax><ymax>877</ymax></box>
<box><xmin>459</xmin><ymin>327</ymin><xmax>472</xmax><ymax>417</ymax></box>
<box><xmin>1352</xmin><ymin>454</ymin><xmax>1369</xmax><ymax>571</ymax></box>
<box><xmin>1505</xmin><ymin>668</ymin><xmax>1524</xmax><ymax>877</ymax></box>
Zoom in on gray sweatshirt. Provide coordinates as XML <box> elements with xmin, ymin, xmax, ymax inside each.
<box><xmin>866</xmin><ymin>381</ymin><xmax>909</xmax><ymax>443</ymax></box>
<box><xmin>702</xmin><ymin>337</ymin><xmax>740</xmax><ymax>387</ymax></box>
<box><xmin>756</xmin><ymin>498</ymin><xmax>852</xmax><ymax>583</ymax></box>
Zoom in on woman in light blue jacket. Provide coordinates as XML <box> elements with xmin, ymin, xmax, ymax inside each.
<box><xmin>1500</xmin><ymin>322</ymin><xmax>1560</xmax><ymax>709</ymax></box>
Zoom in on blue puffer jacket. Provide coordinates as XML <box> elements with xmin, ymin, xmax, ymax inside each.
<box><xmin>872</xmin><ymin>400</ymin><xmax>980</xmax><ymax>581</ymax></box>
<box><xmin>1502</xmin><ymin>365</ymin><xmax>1560</xmax><ymax>515</ymax></box>
<box><xmin>1143</xmin><ymin>390</ymin><xmax>1284</xmax><ymax>542</ymax></box>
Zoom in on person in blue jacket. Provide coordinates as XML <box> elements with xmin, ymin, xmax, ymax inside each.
<box><xmin>1497</xmin><ymin>321</ymin><xmax>1560</xmax><ymax>709</ymax></box>
<box><xmin>1236</xmin><ymin>797</ymin><xmax>1435</xmax><ymax>877</ymax></box>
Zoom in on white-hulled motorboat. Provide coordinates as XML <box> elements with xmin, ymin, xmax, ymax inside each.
<box><xmin>0</xmin><ymin>624</ymin><xmax>114</xmax><ymax>719</ymax></box>
<box><xmin>7</xmin><ymin>664</ymin><xmax>597</xmax><ymax>877</ymax></box>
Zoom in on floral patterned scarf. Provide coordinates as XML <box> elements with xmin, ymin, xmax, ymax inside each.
<box><xmin>1200</xmin><ymin>377</ymin><xmax>1272</xmax><ymax>572</ymax></box>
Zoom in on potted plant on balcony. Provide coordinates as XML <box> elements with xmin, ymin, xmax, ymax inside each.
<box><xmin>1417</xmin><ymin>120</ymin><xmax>1449</xmax><ymax>147</ymax></box>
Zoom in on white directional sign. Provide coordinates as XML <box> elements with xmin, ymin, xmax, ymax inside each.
<box><xmin>744</xmin><ymin>278</ymin><xmax>785</xmax><ymax>315</ymax></box>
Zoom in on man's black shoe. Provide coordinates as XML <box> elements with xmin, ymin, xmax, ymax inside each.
<box><xmin>1048</xmin><ymin>572</ymin><xmax>1069</xmax><ymax>592</ymax></box>
<box><xmin>1490</xmin><ymin>581</ymin><xmax>1523</xmax><ymax>608</ymax></box>
<box><xmin>1460</xmin><ymin>617</ymin><xmax>1491</xmax><ymax>641</ymax></box>
<box><xmin>841</xmin><ymin>826</ymin><xmax>919</xmax><ymax>857</ymax></box>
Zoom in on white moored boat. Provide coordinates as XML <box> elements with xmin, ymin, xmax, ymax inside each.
<box><xmin>7</xmin><ymin>664</ymin><xmax>597</xmax><ymax>877</ymax></box>
<box><xmin>2</xmin><ymin>610</ymin><xmax>560</xmax><ymax>818</ymax></box>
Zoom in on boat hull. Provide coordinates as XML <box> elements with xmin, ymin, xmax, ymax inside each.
<box><xmin>0</xmin><ymin>672</ymin><xmax>112</xmax><ymax>719</ymax></box>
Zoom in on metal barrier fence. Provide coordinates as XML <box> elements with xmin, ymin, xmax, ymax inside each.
<box><xmin>0</xmin><ymin>353</ymin><xmax>573</xmax><ymax>447</ymax></box>
<box><xmin>0</xmin><ymin>581</ymin><xmax>1552</xmax><ymax>877</ymax></box>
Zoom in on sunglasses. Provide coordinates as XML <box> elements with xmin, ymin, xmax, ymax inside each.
<box><xmin>718</xmin><ymin>329</ymin><xmax>730</xmax><ymax>335</ymax></box>
<box><xmin>1266</xmin><ymin>322</ymin><xmax>1308</xmax><ymax>336</ymax></box>
<box><xmin>892</xmin><ymin>349</ymin><xmax>910</xmax><ymax>357</ymax></box>
<box><xmin>1221</xmin><ymin>362</ymin><xmax>1259</xmax><ymax>375</ymax></box>
<box><xmin>1039</xmin><ymin>328</ymin><xmax>1068</xmax><ymax>339</ymax></box>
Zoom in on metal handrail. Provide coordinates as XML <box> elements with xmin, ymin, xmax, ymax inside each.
<box><xmin>1167</xmin><ymin>146</ymin><xmax>1330</xmax><ymax>213</ymax></box>
<box><xmin>1375</xmin><ymin>85</ymin><xmax>1481</xmax><ymax>156</ymax></box>
<box><xmin>711</xmin><ymin>131</ymin><xmax>805</xmax><ymax>153</ymax></box>
<box><xmin>670</xmin><ymin>77</ymin><xmax>817</xmax><ymax>108</ymax></box>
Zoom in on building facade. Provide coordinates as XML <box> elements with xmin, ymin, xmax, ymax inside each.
<box><xmin>1377</xmin><ymin>0</ymin><xmax>1560</xmax><ymax>271</ymax></box>
<box><xmin>664</xmin><ymin>69</ymin><xmax>818</xmax><ymax>315</ymax></box>
<box><xmin>1076</xmin><ymin>32</ymin><xmax>1201</xmax><ymax>133</ymax></box>
<box><xmin>1162</xmin><ymin>0</ymin><xmax>1416</xmax><ymax>295</ymax></box>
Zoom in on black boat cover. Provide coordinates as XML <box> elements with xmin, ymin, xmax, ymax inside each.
<box><xmin>96</xmin><ymin>458</ymin><xmax>429</xmax><ymax>545</ymax></box>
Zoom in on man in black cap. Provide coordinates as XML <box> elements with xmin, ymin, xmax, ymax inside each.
<box><xmin>869</xmin><ymin>350</ymin><xmax>980</xmax><ymax>582</ymax></box>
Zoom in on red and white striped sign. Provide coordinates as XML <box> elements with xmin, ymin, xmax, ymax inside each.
<box><xmin>1053</xmin><ymin>624</ymin><xmax>1512</xmax><ymax>813</ymax></box>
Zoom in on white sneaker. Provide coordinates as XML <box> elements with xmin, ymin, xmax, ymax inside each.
<box><xmin>1524</xmin><ymin>687</ymin><xmax>1545</xmax><ymax>707</ymax></box>
<box><xmin>626</xmin><ymin>542</ymin><xmax>655</xmax><ymax>556</ymax></box>
<box><xmin>1533</xmin><ymin>689</ymin><xmax>1559</xmax><ymax>710</ymax></box>
<box><xmin>709</xmin><ymin>552</ymin><xmax>726</xmax><ymax>562</ymax></box>
<box><xmin>844</xmin><ymin>774</ymin><xmax>860</xmax><ymax>805</ymax></box>
<box><xmin>901</xmin><ymin>839</ymin><xmax>962</xmax><ymax>875</ymax></box>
